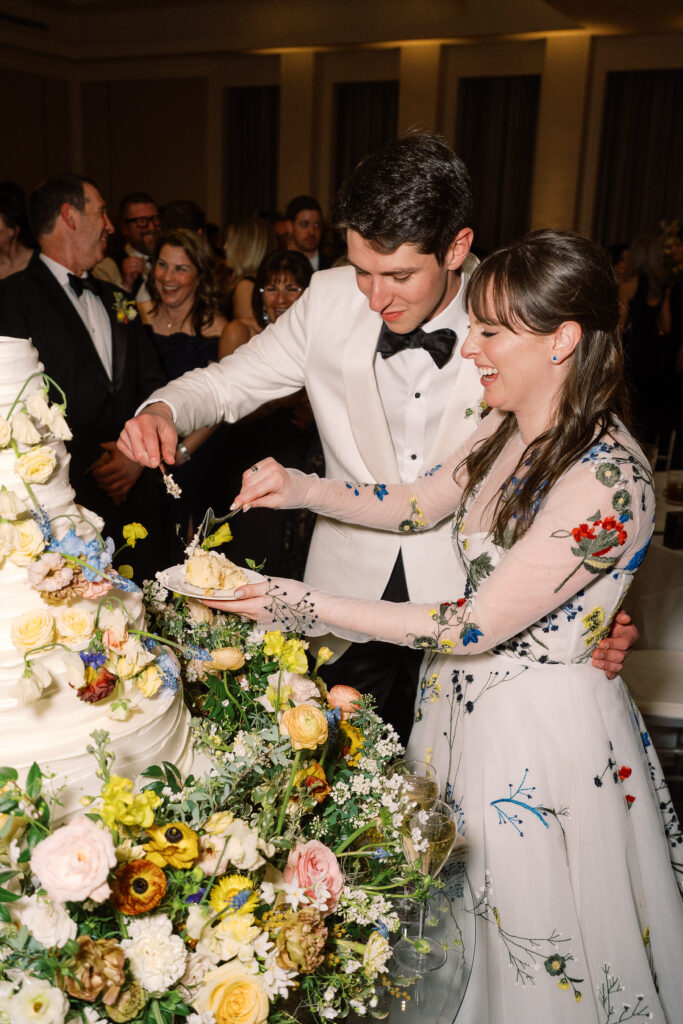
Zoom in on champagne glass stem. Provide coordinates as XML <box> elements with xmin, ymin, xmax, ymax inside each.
<box><xmin>418</xmin><ymin>902</ymin><xmax>426</xmax><ymax>941</ymax></box>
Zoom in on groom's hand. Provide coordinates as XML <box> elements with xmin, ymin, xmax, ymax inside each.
<box><xmin>118</xmin><ymin>402</ymin><xmax>178</xmax><ymax>469</ymax></box>
<box><xmin>591</xmin><ymin>610</ymin><xmax>638</xmax><ymax>679</ymax></box>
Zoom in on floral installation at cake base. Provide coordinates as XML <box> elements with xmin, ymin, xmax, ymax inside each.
<box><xmin>0</xmin><ymin>581</ymin><xmax>432</xmax><ymax>1024</ymax></box>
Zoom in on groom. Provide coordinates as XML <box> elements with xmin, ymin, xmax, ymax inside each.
<box><xmin>118</xmin><ymin>134</ymin><xmax>634</xmax><ymax>738</ymax></box>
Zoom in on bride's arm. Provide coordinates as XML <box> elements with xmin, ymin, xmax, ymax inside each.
<box><xmin>234</xmin><ymin>411</ymin><xmax>503</xmax><ymax>534</ymax></box>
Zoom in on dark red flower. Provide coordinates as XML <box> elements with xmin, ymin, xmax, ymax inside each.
<box><xmin>77</xmin><ymin>665</ymin><xmax>116</xmax><ymax>703</ymax></box>
<box><xmin>618</xmin><ymin>766</ymin><xmax>632</xmax><ymax>780</ymax></box>
<box><xmin>625</xmin><ymin>793</ymin><xmax>636</xmax><ymax>805</ymax></box>
<box><xmin>456</xmin><ymin>598</ymin><xmax>466</xmax><ymax>607</ymax></box>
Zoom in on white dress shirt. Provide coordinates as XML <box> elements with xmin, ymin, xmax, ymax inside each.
<box><xmin>40</xmin><ymin>253</ymin><xmax>113</xmax><ymax>379</ymax></box>
<box><xmin>374</xmin><ymin>273</ymin><xmax>471</xmax><ymax>482</ymax></box>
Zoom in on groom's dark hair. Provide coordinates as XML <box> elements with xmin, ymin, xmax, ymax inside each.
<box><xmin>28</xmin><ymin>173</ymin><xmax>98</xmax><ymax>240</ymax></box>
<box><xmin>332</xmin><ymin>133</ymin><xmax>472</xmax><ymax>264</ymax></box>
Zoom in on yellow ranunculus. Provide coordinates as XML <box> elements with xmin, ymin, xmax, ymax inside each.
<box><xmin>10</xmin><ymin>609</ymin><xmax>55</xmax><ymax>652</ymax></box>
<box><xmin>99</xmin><ymin>776</ymin><xmax>161</xmax><ymax>831</ymax></box>
<box><xmin>193</xmin><ymin>961</ymin><xmax>269</xmax><ymax>1024</ymax></box>
<box><xmin>14</xmin><ymin>445</ymin><xmax>57</xmax><ymax>484</ymax></box>
<box><xmin>280</xmin><ymin>704</ymin><xmax>328</xmax><ymax>750</ymax></box>
<box><xmin>340</xmin><ymin>721</ymin><xmax>365</xmax><ymax>766</ymax></box>
<box><xmin>122</xmin><ymin>522</ymin><xmax>148</xmax><ymax>548</ymax></box>
<box><xmin>136</xmin><ymin>664</ymin><xmax>163</xmax><ymax>697</ymax></box>
<box><xmin>209</xmin><ymin>647</ymin><xmax>246</xmax><ymax>672</ymax></box>
<box><xmin>144</xmin><ymin>822</ymin><xmax>199</xmax><ymax>868</ymax></box>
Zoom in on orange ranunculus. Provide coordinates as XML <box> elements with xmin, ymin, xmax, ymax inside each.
<box><xmin>109</xmin><ymin>858</ymin><xmax>167</xmax><ymax>915</ymax></box>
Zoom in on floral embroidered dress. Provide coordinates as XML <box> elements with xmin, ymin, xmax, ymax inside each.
<box><xmin>256</xmin><ymin>411</ymin><xmax>683</xmax><ymax>1023</ymax></box>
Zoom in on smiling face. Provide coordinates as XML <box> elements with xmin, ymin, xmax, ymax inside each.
<box><xmin>153</xmin><ymin>244</ymin><xmax>199</xmax><ymax>309</ymax></box>
<box><xmin>347</xmin><ymin>229</ymin><xmax>471</xmax><ymax>334</ymax></box>
<box><xmin>261</xmin><ymin>271</ymin><xmax>303</xmax><ymax>322</ymax></box>
<box><xmin>121</xmin><ymin>201</ymin><xmax>160</xmax><ymax>256</ymax></box>
<box><xmin>73</xmin><ymin>183</ymin><xmax>114</xmax><ymax>271</ymax></box>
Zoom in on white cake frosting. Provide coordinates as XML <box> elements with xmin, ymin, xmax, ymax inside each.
<box><xmin>0</xmin><ymin>337</ymin><xmax>194</xmax><ymax>815</ymax></box>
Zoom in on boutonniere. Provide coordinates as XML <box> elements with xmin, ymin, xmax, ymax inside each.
<box><xmin>112</xmin><ymin>292</ymin><xmax>138</xmax><ymax>324</ymax></box>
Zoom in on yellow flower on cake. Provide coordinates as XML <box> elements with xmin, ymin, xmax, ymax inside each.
<box><xmin>144</xmin><ymin>822</ymin><xmax>199</xmax><ymax>868</ymax></box>
<box><xmin>11</xmin><ymin>609</ymin><xmax>55</xmax><ymax>652</ymax></box>
<box><xmin>55</xmin><ymin>606</ymin><xmax>96</xmax><ymax>651</ymax></box>
<box><xmin>193</xmin><ymin>961</ymin><xmax>269</xmax><ymax>1024</ymax></box>
<box><xmin>122</xmin><ymin>522</ymin><xmax>148</xmax><ymax>548</ymax></box>
<box><xmin>136</xmin><ymin>664</ymin><xmax>163</xmax><ymax>697</ymax></box>
<box><xmin>15</xmin><ymin>445</ymin><xmax>57</xmax><ymax>484</ymax></box>
<box><xmin>280</xmin><ymin>704</ymin><xmax>328</xmax><ymax>750</ymax></box>
<box><xmin>114</xmin><ymin>636</ymin><xmax>156</xmax><ymax>678</ymax></box>
<box><xmin>25</xmin><ymin>389</ymin><xmax>52</xmax><ymax>426</ymax></box>
<box><xmin>10</xmin><ymin>518</ymin><xmax>46</xmax><ymax>566</ymax></box>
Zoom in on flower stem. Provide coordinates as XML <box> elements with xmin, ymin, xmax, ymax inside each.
<box><xmin>335</xmin><ymin>821</ymin><xmax>376</xmax><ymax>855</ymax></box>
<box><xmin>275</xmin><ymin>749</ymin><xmax>302</xmax><ymax>836</ymax></box>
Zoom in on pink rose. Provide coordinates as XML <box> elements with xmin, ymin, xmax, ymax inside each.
<box><xmin>283</xmin><ymin>840</ymin><xmax>344</xmax><ymax>916</ymax></box>
<box><xmin>31</xmin><ymin>816</ymin><xmax>117</xmax><ymax>903</ymax></box>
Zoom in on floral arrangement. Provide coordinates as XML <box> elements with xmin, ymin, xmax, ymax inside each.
<box><xmin>112</xmin><ymin>294</ymin><xmax>138</xmax><ymax>324</ymax></box>
<box><xmin>0</xmin><ymin>582</ymin><xmax>425</xmax><ymax>1024</ymax></box>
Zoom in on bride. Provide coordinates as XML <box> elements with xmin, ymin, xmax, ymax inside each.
<box><xmin>210</xmin><ymin>230</ymin><xmax>683</xmax><ymax>1023</ymax></box>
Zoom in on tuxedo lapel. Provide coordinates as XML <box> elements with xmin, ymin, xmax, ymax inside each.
<box><xmin>342</xmin><ymin>304</ymin><xmax>400</xmax><ymax>482</ymax></box>
<box><xmin>92</xmin><ymin>280</ymin><xmax>126</xmax><ymax>393</ymax></box>
<box><xmin>425</xmin><ymin>353</ymin><xmax>483</xmax><ymax>466</ymax></box>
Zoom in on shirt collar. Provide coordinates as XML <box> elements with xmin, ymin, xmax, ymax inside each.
<box><xmin>422</xmin><ymin>270</ymin><xmax>470</xmax><ymax>337</ymax></box>
<box><xmin>39</xmin><ymin>252</ymin><xmax>83</xmax><ymax>288</ymax></box>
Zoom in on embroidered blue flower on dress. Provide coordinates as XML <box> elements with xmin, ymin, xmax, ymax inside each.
<box><xmin>344</xmin><ymin>482</ymin><xmax>360</xmax><ymax>497</ymax></box>
<box><xmin>373</xmin><ymin>484</ymin><xmax>388</xmax><ymax>501</ymax></box>
<box><xmin>461</xmin><ymin>625</ymin><xmax>483</xmax><ymax>646</ymax></box>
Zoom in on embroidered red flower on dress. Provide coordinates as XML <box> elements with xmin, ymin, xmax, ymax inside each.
<box><xmin>618</xmin><ymin>766</ymin><xmax>632</xmax><ymax>780</ymax></box>
<box><xmin>625</xmin><ymin>794</ymin><xmax>636</xmax><ymax>806</ymax></box>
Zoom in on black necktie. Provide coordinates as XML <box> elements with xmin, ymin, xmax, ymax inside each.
<box><xmin>68</xmin><ymin>273</ymin><xmax>98</xmax><ymax>298</ymax></box>
<box><xmin>377</xmin><ymin>322</ymin><xmax>457</xmax><ymax>369</ymax></box>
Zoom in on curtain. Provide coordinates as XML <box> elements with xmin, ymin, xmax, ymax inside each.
<box><xmin>593</xmin><ymin>69</ymin><xmax>683</xmax><ymax>246</ymax></box>
<box><xmin>223</xmin><ymin>85</ymin><xmax>280</xmax><ymax>223</ymax></box>
<box><xmin>456</xmin><ymin>75</ymin><xmax>540</xmax><ymax>256</ymax></box>
<box><xmin>333</xmin><ymin>80</ymin><xmax>399</xmax><ymax>194</ymax></box>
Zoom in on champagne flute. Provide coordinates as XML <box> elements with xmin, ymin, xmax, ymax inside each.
<box><xmin>394</xmin><ymin>799</ymin><xmax>456</xmax><ymax>974</ymax></box>
<box><xmin>390</xmin><ymin>760</ymin><xmax>440</xmax><ymax>929</ymax></box>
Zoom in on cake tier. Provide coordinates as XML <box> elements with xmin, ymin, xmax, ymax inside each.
<box><xmin>0</xmin><ymin>336</ymin><xmax>46</xmax><ymax>417</ymax></box>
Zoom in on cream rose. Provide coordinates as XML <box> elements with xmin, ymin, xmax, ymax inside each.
<box><xmin>0</xmin><ymin>487</ymin><xmax>28</xmax><ymax>519</ymax></box>
<box><xmin>193</xmin><ymin>961</ymin><xmax>269</xmax><ymax>1024</ymax></box>
<box><xmin>0</xmin><ymin>415</ymin><xmax>11</xmax><ymax>447</ymax></box>
<box><xmin>15</xmin><ymin>445</ymin><xmax>57</xmax><ymax>484</ymax></box>
<box><xmin>55</xmin><ymin>607</ymin><xmax>95</xmax><ymax>650</ymax></box>
<box><xmin>11</xmin><ymin>609</ymin><xmax>55</xmax><ymax>652</ymax></box>
<box><xmin>31</xmin><ymin>815</ymin><xmax>116</xmax><ymax>903</ymax></box>
<box><xmin>10</xmin><ymin>518</ymin><xmax>46</xmax><ymax>566</ymax></box>
<box><xmin>10</xmin><ymin>410</ymin><xmax>41</xmax><ymax>445</ymax></box>
<box><xmin>283</xmin><ymin>840</ymin><xmax>344</xmax><ymax>916</ymax></box>
<box><xmin>280</xmin><ymin>704</ymin><xmax>328</xmax><ymax>750</ymax></box>
<box><xmin>284</xmin><ymin>672</ymin><xmax>321</xmax><ymax>706</ymax></box>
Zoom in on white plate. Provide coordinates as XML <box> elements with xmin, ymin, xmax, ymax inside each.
<box><xmin>156</xmin><ymin>564</ymin><xmax>265</xmax><ymax>600</ymax></box>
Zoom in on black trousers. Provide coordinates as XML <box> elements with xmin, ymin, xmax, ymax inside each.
<box><xmin>319</xmin><ymin>551</ymin><xmax>422</xmax><ymax>747</ymax></box>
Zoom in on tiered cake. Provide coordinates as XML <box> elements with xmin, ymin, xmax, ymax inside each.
<box><xmin>0</xmin><ymin>337</ymin><xmax>194</xmax><ymax>815</ymax></box>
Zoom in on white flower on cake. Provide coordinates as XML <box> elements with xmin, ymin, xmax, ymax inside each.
<box><xmin>99</xmin><ymin>605</ymin><xmax>130</xmax><ymax>650</ymax></box>
<box><xmin>0</xmin><ymin>415</ymin><xmax>11</xmax><ymax>447</ymax></box>
<box><xmin>31</xmin><ymin>815</ymin><xmax>116</xmax><ymax>904</ymax></box>
<box><xmin>60</xmin><ymin>648</ymin><xmax>86</xmax><ymax>690</ymax></box>
<box><xmin>25</xmin><ymin>389</ymin><xmax>52</xmax><ymax>426</ymax></box>
<box><xmin>11</xmin><ymin>609</ymin><xmax>55</xmax><ymax>652</ymax></box>
<box><xmin>184</xmin><ymin>549</ymin><xmax>248</xmax><ymax>592</ymax></box>
<box><xmin>0</xmin><ymin>486</ymin><xmax>28</xmax><ymax>519</ymax></box>
<box><xmin>15</xmin><ymin>445</ymin><xmax>57</xmax><ymax>484</ymax></box>
<box><xmin>19</xmin><ymin>661</ymin><xmax>53</xmax><ymax>705</ymax></box>
<box><xmin>136</xmin><ymin>664</ymin><xmax>164</xmax><ymax>697</ymax></box>
<box><xmin>0</xmin><ymin>520</ymin><xmax>20</xmax><ymax>557</ymax></box>
<box><xmin>10</xmin><ymin>410</ymin><xmax>41</xmax><ymax>446</ymax></box>
<box><xmin>55</xmin><ymin>607</ymin><xmax>96</xmax><ymax>650</ymax></box>
<box><xmin>10</xmin><ymin>518</ymin><xmax>46</xmax><ymax>566</ymax></box>
<box><xmin>120</xmin><ymin>913</ymin><xmax>188</xmax><ymax>991</ymax></box>
<box><xmin>113</xmin><ymin>635</ymin><xmax>155</xmax><ymax>678</ymax></box>
<box><xmin>5</xmin><ymin>977</ymin><xmax>68</xmax><ymax>1024</ymax></box>
<box><xmin>10</xmin><ymin>893</ymin><xmax>77</xmax><ymax>949</ymax></box>
<box><xmin>47</xmin><ymin>406</ymin><xmax>72</xmax><ymax>441</ymax></box>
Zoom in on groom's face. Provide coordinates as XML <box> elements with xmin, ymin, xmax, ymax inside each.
<box><xmin>347</xmin><ymin>229</ymin><xmax>470</xmax><ymax>334</ymax></box>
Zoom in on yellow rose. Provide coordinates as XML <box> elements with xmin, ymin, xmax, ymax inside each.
<box><xmin>11</xmin><ymin>609</ymin><xmax>55</xmax><ymax>652</ymax></box>
<box><xmin>194</xmin><ymin>961</ymin><xmax>269</xmax><ymax>1024</ymax></box>
<box><xmin>55</xmin><ymin>607</ymin><xmax>95</xmax><ymax>651</ymax></box>
<box><xmin>14</xmin><ymin>445</ymin><xmax>57</xmax><ymax>484</ymax></box>
<box><xmin>136</xmin><ymin>664</ymin><xmax>163</xmax><ymax>697</ymax></box>
<box><xmin>210</xmin><ymin>647</ymin><xmax>246</xmax><ymax>672</ymax></box>
<box><xmin>280</xmin><ymin>704</ymin><xmax>328</xmax><ymax>750</ymax></box>
<box><xmin>10</xmin><ymin>518</ymin><xmax>46</xmax><ymax>566</ymax></box>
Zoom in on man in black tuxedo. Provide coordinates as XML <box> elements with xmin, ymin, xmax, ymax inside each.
<box><xmin>0</xmin><ymin>173</ymin><xmax>168</xmax><ymax>579</ymax></box>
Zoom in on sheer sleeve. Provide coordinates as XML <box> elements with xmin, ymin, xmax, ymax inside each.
<box><xmin>255</xmin><ymin>445</ymin><xmax>654</xmax><ymax>655</ymax></box>
<box><xmin>287</xmin><ymin>410</ymin><xmax>504</xmax><ymax>533</ymax></box>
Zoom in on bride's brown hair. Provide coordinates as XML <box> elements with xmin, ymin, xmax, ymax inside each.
<box><xmin>460</xmin><ymin>229</ymin><xmax>629</xmax><ymax>544</ymax></box>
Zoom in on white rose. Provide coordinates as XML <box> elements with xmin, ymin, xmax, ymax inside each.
<box><xmin>0</xmin><ymin>487</ymin><xmax>28</xmax><ymax>519</ymax></box>
<box><xmin>0</xmin><ymin>416</ymin><xmax>11</xmax><ymax>447</ymax></box>
<box><xmin>18</xmin><ymin>662</ymin><xmax>53</xmax><ymax>705</ymax></box>
<box><xmin>47</xmin><ymin>406</ymin><xmax>72</xmax><ymax>441</ymax></box>
<box><xmin>11</xmin><ymin>893</ymin><xmax>77</xmax><ymax>949</ymax></box>
<box><xmin>25</xmin><ymin>390</ymin><xmax>53</xmax><ymax>426</ymax></box>
<box><xmin>0</xmin><ymin>521</ymin><xmax>19</xmax><ymax>557</ymax></box>
<box><xmin>121</xmin><ymin>914</ymin><xmax>187</xmax><ymax>992</ymax></box>
<box><xmin>55</xmin><ymin>607</ymin><xmax>95</xmax><ymax>650</ymax></box>
<box><xmin>15</xmin><ymin>445</ymin><xmax>57</xmax><ymax>484</ymax></box>
<box><xmin>10</xmin><ymin>518</ymin><xmax>46</xmax><ymax>566</ymax></box>
<box><xmin>10</xmin><ymin>410</ymin><xmax>41</xmax><ymax>445</ymax></box>
<box><xmin>11</xmin><ymin>609</ymin><xmax>55</xmax><ymax>652</ymax></box>
<box><xmin>10</xmin><ymin>977</ymin><xmax>68</xmax><ymax>1024</ymax></box>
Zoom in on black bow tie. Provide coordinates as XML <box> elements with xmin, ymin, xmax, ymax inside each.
<box><xmin>68</xmin><ymin>273</ymin><xmax>98</xmax><ymax>298</ymax></box>
<box><xmin>377</xmin><ymin>323</ymin><xmax>457</xmax><ymax>369</ymax></box>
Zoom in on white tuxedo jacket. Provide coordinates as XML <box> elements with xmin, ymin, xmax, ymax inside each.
<box><xmin>151</xmin><ymin>265</ymin><xmax>484</xmax><ymax>608</ymax></box>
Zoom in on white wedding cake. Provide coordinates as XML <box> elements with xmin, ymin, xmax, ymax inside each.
<box><xmin>0</xmin><ymin>337</ymin><xmax>194</xmax><ymax>816</ymax></box>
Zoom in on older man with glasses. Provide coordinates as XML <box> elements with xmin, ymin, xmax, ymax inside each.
<box><xmin>93</xmin><ymin>191</ymin><xmax>160</xmax><ymax>299</ymax></box>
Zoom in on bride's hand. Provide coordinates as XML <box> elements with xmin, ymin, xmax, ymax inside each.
<box><xmin>202</xmin><ymin>576</ymin><xmax>322</xmax><ymax>634</ymax></box>
<box><xmin>203</xmin><ymin>580</ymin><xmax>271</xmax><ymax>620</ymax></box>
<box><xmin>232</xmin><ymin>458</ymin><xmax>300</xmax><ymax>511</ymax></box>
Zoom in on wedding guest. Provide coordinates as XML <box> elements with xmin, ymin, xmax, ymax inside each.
<box><xmin>0</xmin><ymin>184</ymin><xmax>34</xmax><ymax>280</ymax></box>
<box><xmin>139</xmin><ymin>228</ymin><xmax>230</xmax><ymax>547</ymax></box>
<box><xmin>219</xmin><ymin>230</ymin><xmax>683</xmax><ymax>1024</ymax></box>
<box><xmin>118</xmin><ymin>134</ymin><xmax>636</xmax><ymax>738</ymax></box>
<box><xmin>160</xmin><ymin>199</ymin><xmax>207</xmax><ymax>234</ymax></box>
<box><xmin>222</xmin><ymin>217</ymin><xmax>270</xmax><ymax>321</ymax></box>
<box><xmin>92</xmin><ymin>191</ymin><xmax>160</xmax><ymax>299</ymax></box>
<box><xmin>286</xmin><ymin>195</ymin><xmax>331</xmax><ymax>271</ymax></box>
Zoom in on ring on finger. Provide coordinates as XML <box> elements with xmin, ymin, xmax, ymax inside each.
<box><xmin>251</xmin><ymin>464</ymin><xmax>259</xmax><ymax>473</ymax></box>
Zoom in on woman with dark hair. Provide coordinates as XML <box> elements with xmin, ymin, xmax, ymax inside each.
<box><xmin>220</xmin><ymin>248</ymin><xmax>312</xmax><ymax>353</ymax></box>
<box><xmin>139</xmin><ymin>228</ymin><xmax>230</xmax><ymax>544</ymax></box>
<box><xmin>0</xmin><ymin>184</ymin><xmax>34</xmax><ymax>280</ymax></box>
<box><xmin>217</xmin><ymin>230</ymin><xmax>683</xmax><ymax>1022</ymax></box>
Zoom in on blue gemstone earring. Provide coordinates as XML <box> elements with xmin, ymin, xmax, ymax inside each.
<box><xmin>552</xmin><ymin>355</ymin><xmax>558</xmax><ymax>362</ymax></box>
